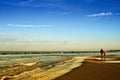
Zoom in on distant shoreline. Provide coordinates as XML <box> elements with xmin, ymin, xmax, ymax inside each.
<box><xmin>0</xmin><ymin>50</ymin><xmax>120</xmax><ymax>55</ymax></box>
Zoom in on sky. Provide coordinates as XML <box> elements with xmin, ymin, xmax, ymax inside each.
<box><xmin>0</xmin><ymin>0</ymin><xmax>120</xmax><ymax>51</ymax></box>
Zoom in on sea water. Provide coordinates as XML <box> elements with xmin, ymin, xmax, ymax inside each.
<box><xmin>0</xmin><ymin>52</ymin><xmax>120</xmax><ymax>80</ymax></box>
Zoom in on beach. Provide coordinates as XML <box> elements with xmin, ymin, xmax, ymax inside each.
<box><xmin>55</xmin><ymin>56</ymin><xmax>120</xmax><ymax>80</ymax></box>
<box><xmin>1</xmin><ymin>0</ymin><xmax>120</xmax><ymax>79</ymax></box>
<box><xmin>0</xmin><ymin>53</ymin><xmax>120</xmax><ymax>80</ymax></box>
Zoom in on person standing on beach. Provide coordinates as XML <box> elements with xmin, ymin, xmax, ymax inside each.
<box><xmin>103</xmin><ymin>50</ymin><xmax>106</xmax><ymax>61</ymax></box>
<box><xmin>100</xmin><ymin>48</ymin><xmax>106</xmax><ymax>61</ymax></box>
<box><xmin>100</xmin><ymin>48</ymin><xmax>104</xmax><ymax>60</ymax></box>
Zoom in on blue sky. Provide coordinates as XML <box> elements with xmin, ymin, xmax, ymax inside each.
<box><xmin>0</xmin><ymin>0</ymin><xmax>120</xmax><ymax>51</ymax></box>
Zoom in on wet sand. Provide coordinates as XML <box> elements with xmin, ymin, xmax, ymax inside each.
<box><xmin>54</xmin><ymin>56</ymin><xmax>120</xmax><ymax>80</ymax></box>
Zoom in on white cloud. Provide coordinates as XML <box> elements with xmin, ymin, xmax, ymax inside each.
<box><xmin>7</xmin><ymin>24</ymin><xmax>49</xmax><ymax>28</ymax></box>
<box><xmin>87</xmin><ymin>12</ymin><xmax>112</xmax><ymax>17</ymax></box>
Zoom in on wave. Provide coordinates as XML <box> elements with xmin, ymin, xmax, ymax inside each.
<box><xmin>20</xmin><ymin>62</ymin><xmax>38</xmax><ymax>66</ymax></box>
<box><xmin>0</xmin><ymin>56</ymin><xmax>88</xmax><ymax>80</ymax></box>
<box><xmin>0</xmin><ymin>68</ymin><xmax>39</xmax><ymax>80</ymax></box>
<box><xmin>18</xmin><ymin>56</ymin><xmax>87</xmax><ymax>80</ymax></box>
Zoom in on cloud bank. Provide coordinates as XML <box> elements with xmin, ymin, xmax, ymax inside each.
<box><xmin>87</xmin><ymin>12</ymin><xmax>112</xmax><ymax>17</ymax></box>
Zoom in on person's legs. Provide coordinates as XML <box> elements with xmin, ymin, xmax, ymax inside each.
<box><xmin>101</xmin><ymin>53</ymin><xmax>103</xmax><ymax>60</ymax></box>
<box><xmin>103</xmin><ymin>53</ymin><xmax>106</xmax><ymax>61</ymax></box>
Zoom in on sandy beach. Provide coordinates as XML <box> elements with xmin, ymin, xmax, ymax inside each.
<box><xmin>0</xmin><ymin>55</ymin><xmax>120</xmax><ymax>80</ymax></box>
<box><xmin>54</xmin><ymin>56</ymin><xmax>120</xmax><ymax>80</ymax></box>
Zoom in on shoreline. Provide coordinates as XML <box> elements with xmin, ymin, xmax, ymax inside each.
<box><xmin>0</xmin><ymin>56</ymin><xmax>87</xmax><ymax>80</ymax></box>
<box><xmin>18</xmin><ymin>56</ymin><xmax>87</xmax><ymax>80</ymax></box>
<box><xmin>54</xmin><ymin>56</ymin><xmax>120</xmax><ymax>80</ymax></box>
<box><xmin>1</xmin><ymin>55</ymin><xmax>120</xmax><ymax>80</ymax></box>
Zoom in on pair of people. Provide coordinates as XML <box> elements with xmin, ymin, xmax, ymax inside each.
<box><xmin>100</xmin><ymin>48</ymin><xmax>106</xmax><ymax>60</ymax></box>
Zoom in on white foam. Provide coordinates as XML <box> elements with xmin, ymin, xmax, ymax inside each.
<box><xmin>20</xmin><ymin>62</ymin><xmax>37</xmax><ymax>66</ymax></box>
<box><xmin>93</xmin><ymin>57</ymin><xmax>120</xmax><ymax>63</ymax></box>
<box><xmin>105</xmin><ymin>61</ymin><xmax>120</xmax><ymax>63</ymax></box>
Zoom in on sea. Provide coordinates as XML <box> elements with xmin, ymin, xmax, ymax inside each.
<box><xmin>0</xmin><ymin>52</ymin><xmax>120</xmax><ymax>80</ymax></box>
